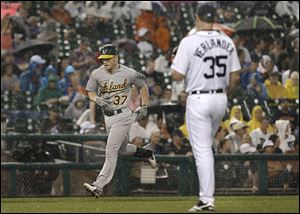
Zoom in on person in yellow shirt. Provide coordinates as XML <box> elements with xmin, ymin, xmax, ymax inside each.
<box><xmin>247</xmin><ymin>105</ymin><xmax>274</xmax><ymax>133</ymax></box>
<box><xmin>264</xmin><ymin>72</ymin><xmax>288</xmax><ymax>99</ymax></box>
<box><xmin>179</xmin><ymin>114</ymin><xmax>189</xmax><ymax>138</ymax></box>
<box><xmin>247</xmin><ymin>105</ymin><xmax>263</xmax><ymax>132</ymax></box>
<box><xmin>285</xmin><ymin>71</ymin><xmax>299</xmax><ymax>99</ymax></box>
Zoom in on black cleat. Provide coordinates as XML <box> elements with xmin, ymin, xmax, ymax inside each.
<box><xmin>188</xmin><ymin>200</ymin><xmax>214</xmax><ymax>212</ymax></box>
<box><xmin>83</xmin><ymin>183</ymin><xmax>102</xmax><ymax>198</ymax></box>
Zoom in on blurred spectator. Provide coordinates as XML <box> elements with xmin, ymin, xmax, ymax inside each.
<box><xmin>250</xmin><ymin>117</ymin><xmax>272</xmax><ymax>151</ymax></box>
<box><xmin>262</xmin><ymin>139</ymin><xmax>285</xmax><ymax>188</ymax></box>
<box><xmin>69</xmin><ymin>37</ymin><xmax>96</xmax><ymax>85</ymax></box>
<box><xmin>27</xmin><ymin>16</ymin><xmax>40</xmax><ymax>39</ymax></box>
<box><xmin>258</xmin><ymin>55</ymin><xmax>279</xmax><ymax>79</ymax></box>
<box><xmin>58</xmin><ymin>65</ymin><xmax>76</xmax><ymax>95</ymax></box>
<box><xmin>148</xmin><ymin>130</ymin><xmax>166</xmax><ymax>155</ymax></box>
<box><xmin>219</xmin><ymin>138</ymin><xmax>232</xmax><ymax>154</ymax></box>
<box><xmin>245</xmin><ymin>73</ymin><xmax>268</xmax><ymax>102</ymax></box>
<box><xmin>40</xmin><ymin>105</ymin><xmax>65</xmax><ymax>134</ymax></box>
<box><xmin>128</xmin><ymin>115</ymin><xmax>160</xmax><ymax>143</ymax></box>
<box><xmin>232</xmin><ymin>34</ymin><xmax>251</xmax><ymax>64</ymax></box>
<box><xmin>40</xmin><ymin>65</ymin><xmax>58</xmax><ymax>88</ymax></box>
<box><xmin>164</xmin><ymin>90</ymin><xmax>187</xmax><ymax>135</ymax></box>
<box><xmin>64</xmin><ymin>1</ymin><xmax>85</xmax><ymax>20</ymax></box>
<box><xmin>149</xmin><ymin>84</ymin><xmax>162</xmax><ymax>106</ymax></box>
<box><xmin>277</xmin><ymin>51</ymin><xmax>292</xmax><ymax>76</ymax></box>
<box><xmin>288</xmin><ymin>37</ymin><xmax>299</xmax><ymax>74</ymax></box>
<box><xmin>1</xmin><ymin>15</ymin><xmax>13</xmax><ymax>51</ymax></box>
<box><xmin>77</xmin><ymin>15</ymin><xmax>101</xmax><ymax>51</ymax></box>
<box><xmin>37</xmin><ymin>7</ymin><xmax>57</xmax><ymax>43</ymax></box>
<box><xmin>64</xmin><ymin>93</ymin><xmax>87</xmax><ymax>120</ymax></box>
<box><xmin>264</xmin><ymin>71</ymin><xmax>288</xmax><ymax>99</ymax></box>
<box><xmin>144</xmin><ymin>57</ymin><xmax>164</xmax><ymax>89</ymax></box>
<box><xmin>285</xmin><ymin>71</ymin><xmax>299</xmax><ymax>99</ymax></box>
<box><xmin>247</xmin><ymin>105</ymin><xmax>272</xmax><ymax>133</ymax></box>
<box><xmin>19</xmin><ymin>55</ymin><xmax>46</xmax><ymax>95</ymax></box>
<box><xmin>269</xmin><ymin>39</ymin><xmax>286</xmax><ymax>67</ymax></box>
<box><xmin>269</xmin><ymin>134</ymin><xmax>283</xmax><ymax>154</ymax></box>
<box><xmin>250</xmin><ymin>38</ymin><xmax>267</xmax><ymax>61</ymax></box>
<box><xmin>274</xmin><ymin>99</ymin><xmax>298</xmax><ymax>128</ymax></box>
<box><xmin>213</xmin><ymin>125</ymin><xmax>228</xmax><ymax>154</ymax></box>
<box><xmin>34</xmin><ymin>73</ymin><xmax>63</xmax><ymax>107</ymax></box>
<box><xmin>275</xmin><ymin>1</ymin><xmax>299</xmax><ymax>21</ymax></box>
<box><xmin>137</xmin><ymin>27</ymin><xmax>154</xmax><ymax>58</ymax></box>
<box><xmin>275</xmin><ymin>119</ymin><xmax>296</xmax><ymax>153</ymax></box>
<box><xmin>154</xmin><ymin>51</ymin><xmax>169</xmax><ymax>74</ymax></box>
<box><xmin>160</xmin><ymin>88</ymin><xmax>172</xmax><ymax>103</ymax></box>
<box><xmin>50</xmin><ymin>1</ymin><xmax>73</xmax><ymax>25</ymax></box>
<box><xmin>240</xmin><ymin>55</ymin><xmax>264</xmax><ymax>90</ymax></box>
<box><xmin>153</xmin><ymin>16</ymin><xmax>170</xmax><ymax>53</ymax></box>
<box><xmin>237</xmin><ymin>48</ymin><xmax>250</xmax><ymax>78</ymax></box>
<box><xmin>1</xmin><ymin>51</ymin><xmax>22</xmax><ymax>77</ymax></box>
<box><xmin>11</xmin><ymin>6</ymin><xmax>31</xmax><ymax>41</ymax></box>
<box><xmin>239</xmin><ymin>141</ymin><xmax>257</xmax><ymax>154</ymax></box>
<box><xmin>165</xmin><ymin>129</ymin><xmax>192</xmax><ymax>156</ymax></box>
<box><xmin>226</xmin><ymin>121</ymin><xmax>249</xmax><ymax>153</ymax></box>
<box><xmin>135</xmin><ymin>4</ymin><xmax>156</xmax><ymax>44</ymax></box>
<box><xmin>157</xmin><ymin>114</ymin><xmax>172</xmax><ymax>143</ymax></box>
<box><xmin>1</xmin><ymin>64</ymin><xmax>20</xmax><ymax>94</ymax></box>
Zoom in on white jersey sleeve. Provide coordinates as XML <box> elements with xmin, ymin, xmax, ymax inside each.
<box><xmin>171</xmin><ymin>38</ymin><xmax>190</xmax><ymax>75</ymax></box>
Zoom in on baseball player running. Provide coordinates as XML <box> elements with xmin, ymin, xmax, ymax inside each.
<box><xmin>171</xmin><ymin>5</ymin><xmax>241</xmax><ymax>212</ymax></box>
<box><xmin>83</xmin><ymin>44</ymin><xmax>156</xmax><ymax>197</ymax></box>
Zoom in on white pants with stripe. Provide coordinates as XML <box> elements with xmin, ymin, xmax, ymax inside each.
<box><xmin>186</xmin><ymin>93</ymin><xmax>227</xmax><ymax>204</ymax></box>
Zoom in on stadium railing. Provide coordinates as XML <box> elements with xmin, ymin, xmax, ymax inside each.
<box><xmin>1</xmin><ymin>133</ymin><xmax>298</xmax><ymax>197</ymax></box>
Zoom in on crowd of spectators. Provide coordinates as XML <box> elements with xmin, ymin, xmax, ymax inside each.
<box><xmin>1</xmin><ymin>1</ymin><xmax>299</xmax><ymax>191</ymax></box>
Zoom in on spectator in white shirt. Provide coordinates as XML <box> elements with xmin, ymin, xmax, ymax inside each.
<box><xmin>137</xmin><ymin>28</ymin><xmax>154</xmax><ymax>58</ymax></box>
<box><xmin>250</xmin><ymin>117</ymin><xmax>272</xmax><ymax>150</ymax></box>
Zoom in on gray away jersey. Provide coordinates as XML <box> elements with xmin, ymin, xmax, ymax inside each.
<box><xmin>86</xmin><ymin>64</ymin><xmax>146</xmax><ymax>111</ymax></box>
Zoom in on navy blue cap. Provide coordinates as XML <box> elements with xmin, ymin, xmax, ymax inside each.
<box><xmin>197</xmin><ymin>4</ymin><xmax>217</xmax><ymax>23</ymax></box>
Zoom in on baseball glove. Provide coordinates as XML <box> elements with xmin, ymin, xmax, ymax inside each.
<box><xmin>133</xmin><ymin>105</ymin><xmax>148</xmax><ymax>122</ymax></box>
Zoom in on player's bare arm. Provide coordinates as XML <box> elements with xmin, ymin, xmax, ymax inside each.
<box><xmin>171</xmin><ymin>70</ymin><xmax>185</xmax><ymax>81</ymax></box>
<box><xmin>87</xmin><ymin>91</ymin><xmax>98</xmax><ymax>103</ymax></box>
<box><xmin>139</xmin><ymin>83</ymin><xmax>149</xmax><ymax>106</ymax></box>
<box><xmin>228</xmin><ymin>70</ymin><xmax>241</xmax><ymax>93</ymax></box>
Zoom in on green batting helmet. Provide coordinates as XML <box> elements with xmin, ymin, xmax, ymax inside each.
<box><xmin>98</xmin><ymin>44</ymin><xmax>119</xmax><ymax>59</ymax></box>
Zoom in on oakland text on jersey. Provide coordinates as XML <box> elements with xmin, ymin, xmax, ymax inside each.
<box><xmin>98</xmin><ymin>79</ymin><xmax>129</xmax><ymax>93</ymax></box>
<box><xmin>194</xmin><ymin>38</ymin><xmax>234</xmax><ymax>58</ymax></box>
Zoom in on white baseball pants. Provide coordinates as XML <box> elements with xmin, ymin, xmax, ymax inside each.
<box><xmin>186</xmin><ymin>93</ymin><xmax>227</xmax><ymax>204</ymax></box>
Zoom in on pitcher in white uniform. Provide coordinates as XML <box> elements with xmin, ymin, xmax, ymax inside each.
<box><xmin>171</xmin><ymin>4</ymin><xmax>241</xmax><ymax>212</ymax></box>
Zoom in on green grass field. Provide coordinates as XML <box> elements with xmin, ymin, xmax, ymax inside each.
<box><xmin>1</xmin><ymin>196</ymin><xmax>299</xmax><ymax>213</ymax></box>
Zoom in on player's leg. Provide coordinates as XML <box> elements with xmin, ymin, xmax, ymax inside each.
<box><xmin>186</xmin><ymin>95</ymin><xmax>215</xmax><ymax>210</ymax></box>
<box><xmin>211</xmin><ymin>94</ymin><xmax>227</xmax><ymax>139</ymax></box>
<box><xmin>119</xmin><ymin>134</ymin><xmax>137</xmax><ymax>156</ymax></box>
<box><xmin>119</xmin><ymin>134</ymin><xmax>156</xmax><ymax>168</ymax></box>
<box><xmin>187</xmin><ymin>94</ymin><xmax>227</xmax><ymax>211</ymax></box>
<box><xmin>93</xmin><ymin>119</ymin><xmax>132</xmax><ymax>191</ymax></box>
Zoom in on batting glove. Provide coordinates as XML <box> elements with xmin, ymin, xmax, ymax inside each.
<box><xmin>95</xmin><ymin>96</ymin><xmax>109</xmax><ymax>107</ymax></box>
<box><xmin>135</xmin><ymin>105</ymin><xmax>148</xmax><ymax>121</ymax></box>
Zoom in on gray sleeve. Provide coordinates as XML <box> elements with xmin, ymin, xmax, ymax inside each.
<box><xmin>131</xmin><ymin>71</ymin><xmax>146</xmax><ymax>88</ymax></box>
<box><xmin>86</xmin><ymin>72</ymin><xmax>97</xmax><ymax>93</ymax></box>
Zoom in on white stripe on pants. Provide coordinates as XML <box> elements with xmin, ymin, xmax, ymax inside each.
<box><xmin>186</xmin><ymin>93</ymin><xmax>227</xmax><ymax>204</ymax></box>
